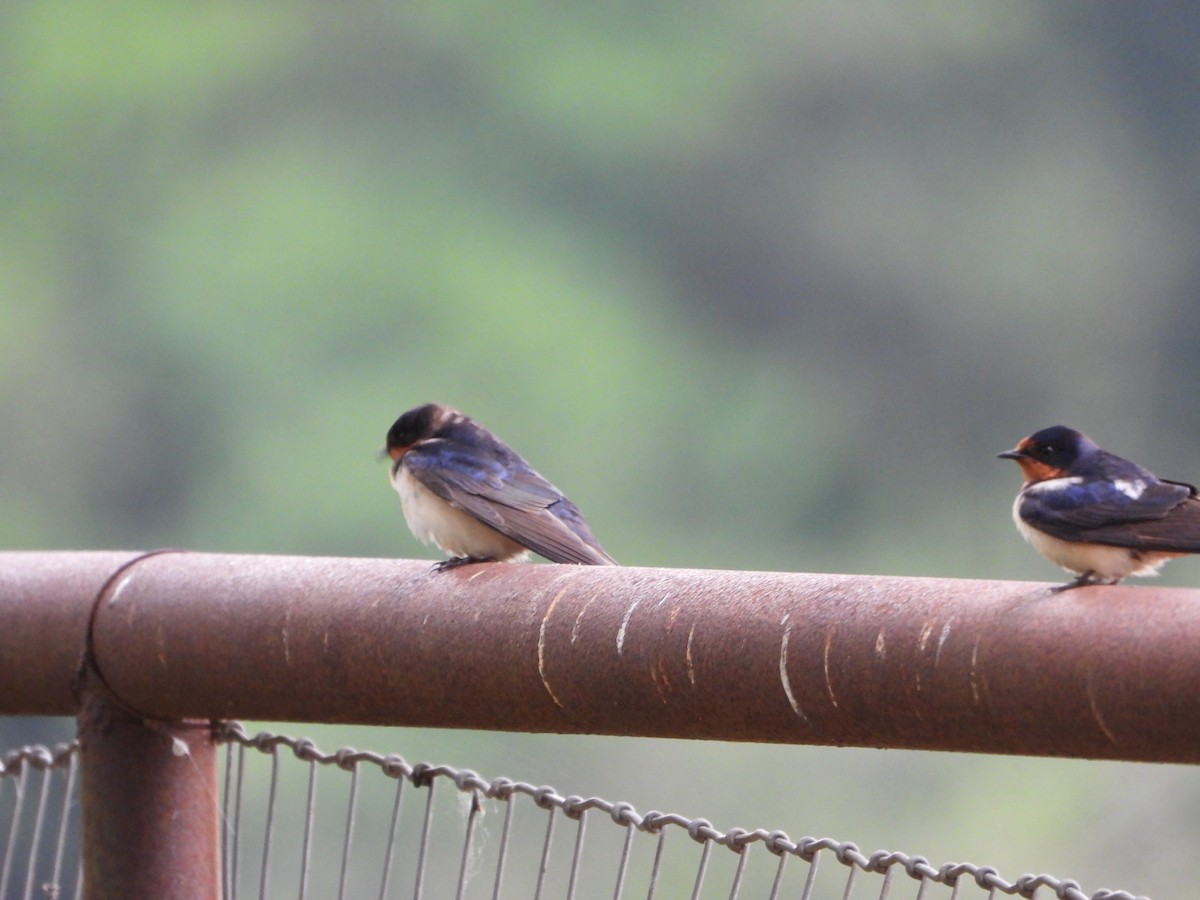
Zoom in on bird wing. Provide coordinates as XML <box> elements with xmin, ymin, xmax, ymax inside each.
<box><xmin>1021</xmin><ymin>478</ymin><xmax>1200</xmax><ymax>552</ymax></box>
<box><xmin>403</xmin><ymin>443</ymin><xmax>616</xmax><ymax>565</ymax></box>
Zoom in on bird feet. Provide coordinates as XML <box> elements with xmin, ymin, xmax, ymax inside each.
<box><xmin>432</xmin><ymin>556</ymin><xmax>495</xmax><ymax>573</ymax></box>
<box><xmin>1050</xmin><ymin>571</ymin><xmax>1120</xmax><ymax>593</ymax></box>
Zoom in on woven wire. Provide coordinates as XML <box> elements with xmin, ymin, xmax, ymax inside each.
<box><xmin>215</xmin><ymin>722</ymin><xmax>1149</xmax><ymax>900</ymax></box>
<box><xmin>0</xmin><ymin>740</ymin><xmax>81</xmax><ymax>900</ymax></box>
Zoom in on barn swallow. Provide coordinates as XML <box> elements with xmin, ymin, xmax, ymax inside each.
<box><xmin>999</xmin><ymin>425</ymin><xmax>1200</xmax><ymax>590</ymax></box>
<box><xmin>385</xmin><ymin>403</ymin><xmax>617</xmax><ymax>570</ymax></box>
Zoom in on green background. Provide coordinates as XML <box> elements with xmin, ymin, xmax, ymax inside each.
<box><xmin>5</xmin><ymin>4</ymin><xmax>1200</xmax><ymax>896</ymax></box>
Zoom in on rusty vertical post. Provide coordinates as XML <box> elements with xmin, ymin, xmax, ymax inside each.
<box><xmin>79</xmin><ymin>691</ymin><xmax>220</xmax><ymax>900</ymax></box>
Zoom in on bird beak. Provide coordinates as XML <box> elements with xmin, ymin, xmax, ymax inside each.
<box><xmin>377</xmin><ymin>447</ymin><xmax>391</xmax><ymax>462</ymax></box>
<box><xmin>997</xmin><ymin>449</ymin><xmax>1025</xmax><ymax>460</ymax></box>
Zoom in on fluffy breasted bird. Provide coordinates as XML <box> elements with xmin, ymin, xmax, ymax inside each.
<box><xmin>999</xmin><ymin>425</ymin><xmax>1200</xmax><ymax>590</ymax></box>
<box><xmin>386</xmin><ymin>403</ymin><xmax>617</xmax><ymax>570</ymax></box>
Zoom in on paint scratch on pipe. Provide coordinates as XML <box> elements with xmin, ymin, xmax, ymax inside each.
<box><xmin>969</xmin><ymin>639</ymin><xmax>981</xmax><ymax>705</ymax></box>
<box><xmin>823</xmin><ymin>627</ymin><xmax>839</xmax><ymax>708</ymax></box>
<box><xmin>779</xmin><ymin>614</ymin><xmax>810</xmax><ymax>725</ymax></box>
<box><xmin>571</xmin><ymin>592</ymin><xmax>600</xmax><ymax>645</ymax></box>
<box><xmin>1086</xmin><ymin>667</ymin><xmax>1119</xmax><ymax>746</ymax></box>
<box><xmin>917</xmin><ymin>621</ymin><xmax>935</xmax><ymax>652</ymax></box>
<box><xmin>616</xmin><ymin>598</ymin><xmax>642</xmax><ymax>656</ymax></box>
<box><xmin>107</xmin><ymin>572</ymin><xmax>135</xmax><ymax>607</ymax></box>
<box><xmin>686</xmin><ymin>622</ymin><xmax>697</xmax><ymax>686</ymax></box>
<box><xmin>538</xmin><ymin>588</ymin><xmax>569</xmax><ymax>710</ymax></box>
<box><xmin>934</xmin><ymin>618</ymin><xmax>954</xmax><ymax>667</ymax></box>
<box><xmin>914</xmin><ymin>620</ymin><xmax>936</xmax><ymax>693</ymax></box>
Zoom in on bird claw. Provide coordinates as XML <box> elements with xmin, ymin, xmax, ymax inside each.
<box><xmin>1048</xmin><ymin>580</ymin><xmax>1082</xmax><ymax>594</ymax></box>
<box><xmin>432</xmin><ymin>556</ymin><xmax>494</xmax><ymax>573</ymax></box>
<box><xmin>1049</xmin><ymin>571</ymin><xmax>1119</xmax><ymax>593</ymax></box>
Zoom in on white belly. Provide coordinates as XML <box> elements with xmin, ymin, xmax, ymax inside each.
<box><xmin>1012</xmin><ymin>497</ymin><xmax>1177</xmax><ymax>581</ymax></box>
<box><xmin>392</xmin><ymin>467</ymin><xmax>529</xmax><ymax>562</ymax></box>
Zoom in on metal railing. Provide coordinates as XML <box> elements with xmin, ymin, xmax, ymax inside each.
<box><xmin>4</xmin><ymin>549</ymin><xmax>1198</xmax><ymax>897</ymax></box>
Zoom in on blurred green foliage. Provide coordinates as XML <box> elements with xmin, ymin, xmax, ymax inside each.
<box><xmin>4</xmin><ymin>4</ymin><xmax>1200</xmax><ymax>896</ymax></box>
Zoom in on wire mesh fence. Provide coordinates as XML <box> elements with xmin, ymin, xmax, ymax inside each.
<box><xmin>214</xmin><ymin>723</ymin><xmax>1148</xmax><ymax>900</ymax></box>
<box><xmin>0</xmin><ymin>723</ymin><xmax>1155</xmax><ymax>900</ymax></box>
<box><xmin>0</xmin><ymin>739</ymin><xmax>81</xmax><ymax>900</ymax></box>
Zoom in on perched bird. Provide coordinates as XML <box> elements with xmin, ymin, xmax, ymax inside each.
<box><xmin>385</xmin><ymin>403</ymin><xmax>617</xmax><ymax>570</ymax></box>
<box><xmin>999</xmin><ymin>425</ymin><xmax>1200</xmax><ymax>590</ymax></box>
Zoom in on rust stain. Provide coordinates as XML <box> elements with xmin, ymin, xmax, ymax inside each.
<box><xmin>650</xmin><ymin>658</ymin><xmax>670</xmax><ymax>704</ymax></box>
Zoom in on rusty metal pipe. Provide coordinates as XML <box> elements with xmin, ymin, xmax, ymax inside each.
<box><xmin>0</xmin><ymin>551</ymin><xmax>139</xmax><ymax>715</ymax></box>
<box><xmin>4</xmin><ymin>551</ymin><xmax>1200</xmax><ymax>762</ymax></box>
<box><xmin>78</xmin><ymin>691</ymin><xmax>219</xmax><ymax>899</ymax></box>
